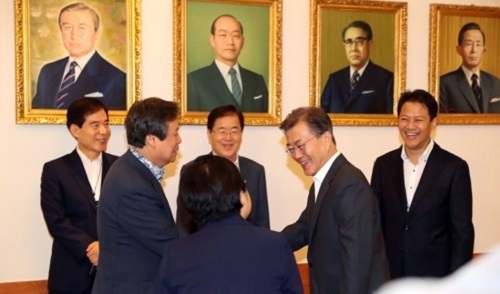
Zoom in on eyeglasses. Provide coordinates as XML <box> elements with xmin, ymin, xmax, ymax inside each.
<box><xmin>344</xmin><ymin>37</ymin><xmax>368</xmax><ymax>47</ymax></box>
<box><xmin>285</xmin><ymin>136</ymin><xmax>317</xmax><ymax>155</ymax></box>
<box><xmin>212</xmin><ymin>129</ymin><xmax>242</xmax><ymax>138</ymax></box>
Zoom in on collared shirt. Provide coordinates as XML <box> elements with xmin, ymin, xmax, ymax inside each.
<box><xmin>350</xmin><ymin>59</ymin><xmax>370</xmax><ymax>79</ymax></box>
<box><xmin>312</xmin><ymin>151</ymin><xmax>341</xmax><ymax>201</ymax></box>
<box><xmin>214</xmin><ymin>59</ymin><xmax>242</xmax><ymax>93</ymax></box>
<box><xmin>461</xmin><ymin>65</ymin><xmax>481</xmax><ymax>87</ymax></box>
<box><xmin>76</xmin><ymin>147</ymin><xmax>103</xmax><ymax>201</ymax></box>
<box><xmin>63</xmin><ymin>49</ymin><xmax>96</xmax><ymax>82</ymax></box>
<box><xmin>401</xmin><ymin>139</ymin><xmax>434</xmax><ymax>211</ymax></box>
<box><xmin>130</xmin><ymin>146</ymin><xmax>164</xmax><ymax>181</ymax></box>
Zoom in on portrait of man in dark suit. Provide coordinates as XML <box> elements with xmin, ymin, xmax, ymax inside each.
<box><xmin>321</xmin><ymin>20</ymin><xmax>394</xmax><ymax>114</ymax></box>
<box><xmin>440</xmin><ymin>22</ymin><xmax>500</xmax><ymax>113</ymax></box>
<box><xmin>187</xmin><ymin>14</ymin><xmax>268</xmax><ymax>113</ymax></box>
<box><xmin>31</xmin><ymin>2</ymin><xmax>126</xmax><ymax>110</ymax></box>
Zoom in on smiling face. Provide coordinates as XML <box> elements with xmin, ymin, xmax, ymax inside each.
<box><xmin>207</xmin><ymin>114</ymin><xmax>242</xmax><ymax>162</ymax></box>
<box><xmin>210</xmin><ymin>16</ymin><xmax>244</xmax><ymax>67</ymax></box>
<box><xmin>59</xmin><ymin>9</ymin><xmax>99</xmax><ymax>58</ymax></box>
<box><xmin>456</xmin><ymin>29</ymin><xmax>485</xmax><ymax>72</ymax></box>
<box><xmin>398</xmin><ymin>102</ymin><xmax>436</xmax><ymax>158</ymax></box>
<box><xmin>70</xmin><ymin>109</ymin><xmax>110</xmax><ymax>160</ymax></box>
<box><xmin>285</xmin><ymin>121</ymin><xmax>335</xmax><ymax>176</ymax></box>
<box><xmin>343</xmin><ymin>27</ymin><xmax>372</xmax><ymax>70</ymax></box>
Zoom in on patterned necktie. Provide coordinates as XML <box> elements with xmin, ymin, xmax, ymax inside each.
<box><xmin>471</xmin><ymin>74</ymin><xmax>482</xmax><ymax>111</ymax></box>
<box><xmin>350</xmin><ymin>71</ymin><xmax>360</xmax><ymax>92</ymax></box>
<box><xmin>56</xmin><ymin>61</ymin><xmax>78</xmax><ymax>109</ymax></box>
<box><xmin>229</xmin><ymin>68</ymin><xmax>242</xmax><ymax>105</ymax></box>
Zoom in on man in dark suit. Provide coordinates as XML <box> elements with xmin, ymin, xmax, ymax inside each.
<box><xmin>321</xmin><ymin>20</ymin><xmax>394</xmax><ymax>114</ymax></box>
<box><xmin>440</xmin><ymin>22</ymin><xmax>500</xmax><ymax>113</ymax></box>
<box><xmin>371</xmin><ymin>89</ymin><xmax>474</xmax><ymax>279</ymax></box>
<box><xmin>187</xmin><ymin>14</ymin><xmax>268</xmax><ymax>113</ymax></box>
<box><xmin>280</xmin><ymin>107</ymin><xmax>389</xmax><ymax>293</ymax></box>
<box><xmin>156</xmin><ymin>155</ymin><xmax>302</xmax><ymax>293</ymax></box>
<box><xmin>32</xmin><ymin>2</ymin><xmax>126</xmax><ymax>110</ymax></box>
<box><xmin>92</xmin><ymin>98</ymin><xmax>181</xmax><ymax>294</ymax></box>
<box><xmin>40</xmin><ymin>98</ymin><xmax>117</xmax><ymax>294</ymax></box>
<box><xmin>177</xmin><ymin>105</ymin><xmax>269</xmax><ymax>235</ymax></box>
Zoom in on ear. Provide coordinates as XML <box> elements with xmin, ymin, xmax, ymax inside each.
<box><xmin>145</xmin><ymin>134</ymin><xmax>157</xmax><ymax>148</ymax></box>
<box><xmin>69</xmin><ymin>124</ymin><xmax>80</xmax><ymax>140</ymax></box>
<box><xmin>239</xmin><ymin>190</ymin><xmax>252</xmax><ymax>220</ymax></box>
<box><xmin>209</xmin><ymin>34</ymin><xmax>216</xmax><ymax>49</ymax></box>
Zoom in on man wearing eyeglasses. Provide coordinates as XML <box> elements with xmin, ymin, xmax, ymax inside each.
<box><xmin>280</xmin><ymin>107</ymin><xmax>389</xmax><ymax>293</ymax></box>
<box><xmin>321</xmin><ymin>20</ymin><xmax>394</xmax><ymax>114</ymax></box>
<box><xmin>176</xmin><ymin>104</ymin><xmax>270</xmax><ymax>236</ymax></box>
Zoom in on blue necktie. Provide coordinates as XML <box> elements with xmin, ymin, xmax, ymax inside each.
<box><xmin>56</xmin><ymin>61</ymin><xmax>78</xmax><ymax>109</ymax></box>
<box><xmin>229</xmin><ymin>68</ymin><xmax>242</xmax><ymax>105</ymax></box>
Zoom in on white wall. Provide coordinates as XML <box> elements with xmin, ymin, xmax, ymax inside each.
<box><xmin>1</xmin><ymin>0</ymin><xmax>499</xmax><ymax>282</ymax></box>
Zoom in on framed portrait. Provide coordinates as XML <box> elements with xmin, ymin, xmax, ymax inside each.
<box><xmin>429</xmin><ymin>4</ymin><xmax>500</xmax><ymax>124</ymax></box>
<box><xmin>15</xmin><ymin>0</ymin><xmax>141</xmax><ymax>125</ymax></box>
<box><xmin>173</xmin><ymin>0</ymin><xmax>282</xmax><ymax>126</ymax></box>
<box><xmin>310</xmin><ymin>0</ymin><xmax>407</xmax><ymax>126</ymax></box>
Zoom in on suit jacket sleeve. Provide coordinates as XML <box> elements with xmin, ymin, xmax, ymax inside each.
<box><xmin>117</xmin><ymin>184</ymin><xmax>178</xmax><ymax>256</ymax></box>
<box><xmin>281</xmin><ymin>187</ymin><xmax>314</xmax><ymax>251</ymax></box>
<box><xmin>40</xmin><ymin>162</ymin><xmax>94</xmax><ymax>261</ymax></box>
<box><xmin>449</xmin><ymin>159</ymin><xmax>474</xmax><ymax>272</ymax></box>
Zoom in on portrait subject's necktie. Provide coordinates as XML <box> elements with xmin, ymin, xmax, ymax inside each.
<box><xmin>229</xmin><ymin>68</ymin><xmax>242</xmax><ymax>105</ymax></box>
<box><xmin>471</xmin><ymin>73</ymin><xmax>482</xmax><ymax>111</ymax></box>
<box><xmin>56</xmin><ymin>61</ymin><xmax>78</xmax><ymax>109</ymax></box>
<box><xmin>350</xmin><ymin>71</ymin><xmax>360</xmax><ymax>92</ymax></box>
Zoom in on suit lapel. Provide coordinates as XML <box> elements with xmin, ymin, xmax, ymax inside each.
<box><xmin>408</xmin><ymin>144</ymin><xmax>442</xmax><ymax>214</ymax></box>
<box><xmin>480</xmin><ymin>70</ymin><xmax>492</xmax><ymax>112</ymax></box>
<box><xmin>390</xmin><ymin>148</ymin><xmax>408</xmax><ymax>212</ymax></box>
<box><xmin>208</xmin><ymin>62</ymin><xmax>239</xmax><ymax>105</ymax></box>
<box><xmin>65</xmin><ymin>150</ymin><xmax>97</xmax><ymax>211</ymax></box>
<box><xmin>307</xmin><ymin>154</ymin><xmax>345</xmax><ymax>241</ymax></box>
<box><xmin>455</xmin><ymin>69</ymin><xmax>481</xmax><ymax>113</ymax></box>
<box><xmin>47</xmin><ymin>59</ymin><xmax>69</xmax><ymax>108</ymax></box>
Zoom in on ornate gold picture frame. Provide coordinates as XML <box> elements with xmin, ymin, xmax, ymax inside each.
<box><xmin>429</xmin><ymin>4</ymin><xmax>500</xmax><ymax>124</ymax></box>
<box><xmin>15</xmin><ymin>0</ymin><xmax>141</xmax><ymax>125</ymax></box>
<box><xmin>173</xmin><ymin>0</ymin><xmax>282</xmax><ymax>126</ymax></box>
<box><xmin>310</xmin><ymin>0</ymin><xmax>407</xmax><ymax>126</ymax></box>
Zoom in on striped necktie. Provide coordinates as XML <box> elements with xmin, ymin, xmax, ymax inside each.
<box><xmin>229</xmin><ymin>68</ymin><xmax>242</xmax><ymax>105</ymax></box>
<box><xmin>56</xmin><ymin>61</ymin><xmax>78</xmax><ymax>109</ymax></box>
<box><xmin>471</xmin><ymin>74</ymin><xmax>482</xmax><ymax>112</ymax></box>
<box><xmin>350</xmin><ymin>71</ymin><xmax>360</xmax><ymax>92</ymax></box>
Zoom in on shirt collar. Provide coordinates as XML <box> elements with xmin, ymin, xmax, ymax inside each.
<box><xmin>129</xmin><ymin>146</ymin><xmax>165</xmax><ymax>181</ymax></box>
<box><xmin>313</xmin><ymin>151</ymin><xmax>341</xmax><ymax>183</ymax></box>
<box><xmin>69</xmin><ymin>49</ymin><xmax>96</xmax><ymax>70</ymax></box>
<box><xmin>350</xmin><ymin>60</ymin><xmax>370</xmax><ymax>77</ymax></box>
<box><xmin>214</xmin><ymin>59</ymin><xmax>240</xmax><ymax>77</ymax></box>
<box><xmin>461</xmin><ymin>65</ymin><xmax>480</xmax><ymax>81</ymax></box>
<box><xmin>76</xmin><ymin>147</ymin><xmax>102</xmax><ymax>165</ymax></box>
<box><xmin>401</xmin><ymin>139</ymin><xmax>434</xmax><ymax>163</ymax></box>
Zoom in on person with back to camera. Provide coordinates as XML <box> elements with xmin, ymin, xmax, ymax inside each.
<box><xmin>155</xmin><ymin>155</ymin><xmax>303</xmax><ymax>293</ymax></box>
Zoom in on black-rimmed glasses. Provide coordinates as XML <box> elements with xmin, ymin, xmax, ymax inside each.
<box><xmin>344</xmin><ymin>37</ymin><xmax>368</xmax><ymax>47</ymax></box>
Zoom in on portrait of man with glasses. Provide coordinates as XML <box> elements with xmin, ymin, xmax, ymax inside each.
<box><xmin>320</xmin><ymin>20</ymin><xmax>394</xmax><ymax>114</ymax></box>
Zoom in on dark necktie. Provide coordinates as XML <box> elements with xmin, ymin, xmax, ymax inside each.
<box><xmin>350</xmin><ymin>71</ymin><xmax>360</xmax><ymax>92</ymax></box>
<box><xmin>229</xmin><ymin>68</ymin><xmax>242</xmax><ymax>105</ymax></box>
<box><xmin>56</xmin><ymin>61</ymin><xmax>78</xmax><ymax>109</ymax></box>
<box><xmin>471</xmin><ymin>73</ymin><xmax>482</xmax><ymax>111</ymax></box>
